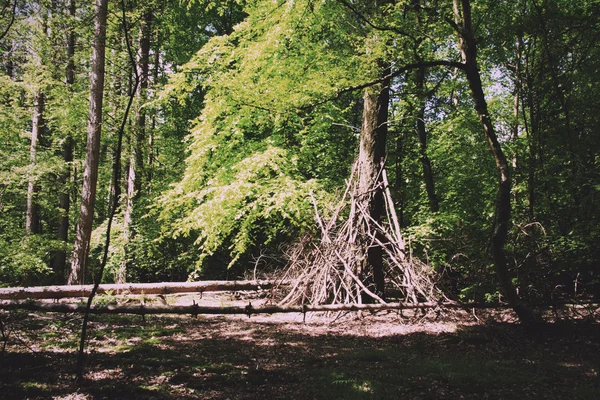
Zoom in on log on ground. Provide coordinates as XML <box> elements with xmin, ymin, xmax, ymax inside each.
<box><xmin>0</xmin><ymin>301</ymin><xmax>511</xmax><ymax>315</ymax></box>
<box><xmin>0</xmin><ymin>280</ymin><xmax>287</xmax><ymax>300</ymax></box>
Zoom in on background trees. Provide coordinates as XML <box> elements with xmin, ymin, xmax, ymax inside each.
<box><xmin>0</xmin><ymin>0</ymin><xmax>598</xmax><ymax>306</ymax></box>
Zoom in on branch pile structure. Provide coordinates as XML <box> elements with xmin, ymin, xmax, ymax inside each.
<box><xmin>278</xmin><ymin>161</ymin><xmax>439</xmax><ymax>307</ymax></box>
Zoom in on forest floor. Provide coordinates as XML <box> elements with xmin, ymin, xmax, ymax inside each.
<box><xmin>1</xmin><ymin>293</ymin><xmax>599</xmax><ymax>400</ymax></box>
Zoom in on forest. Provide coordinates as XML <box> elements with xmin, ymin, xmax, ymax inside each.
<box><xmin>1</xmin><ymin>0</ymin><xmax>600</xmax><ymax>397</ymax></box>
<box><xmin>1</xmin><ymin>0</ymin><xmax>599</xmax><ymax>309</ymax></box>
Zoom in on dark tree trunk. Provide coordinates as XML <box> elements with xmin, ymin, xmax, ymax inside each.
<box><xmin>453</xmin><ymin>0</ymin><xmax>538</xmax><ymax>325</ymax></box>
<box><xmin>415</xmin><ymin>67</ymin><xmax>439</xmax><ymax>212</ymax></box>
<box><xmin>69</xmin><ymin>0</ymin><xmax>109</xmax><ymax>285</ymax></box>
<box><xmin>26</xmin><ymin>91</ymin><xmax>44</xmax><ymax>235</ymax></box>
<box><xmin>523</xmin><ymin>49</ymin><xmax>539</xmax><ymax>223</ymax></box>
<box><xmin>357</xmin><ymin>67</ymin><xmax>390</xmax><ymax>298</ymax></box>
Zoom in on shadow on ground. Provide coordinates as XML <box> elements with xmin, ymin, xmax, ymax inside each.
<box><xmin>1</xmin><ymin>314</ymin><xmax>599</xmax><ymax>399</ymax></box>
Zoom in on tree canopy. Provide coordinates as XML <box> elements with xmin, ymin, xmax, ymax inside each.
<box><xmin>0</xmin><ymin>0</ymin><xmax>598</xmax><ymax>309</ymax></box>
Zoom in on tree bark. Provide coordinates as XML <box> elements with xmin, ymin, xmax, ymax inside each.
<box><xmin>146</xmin><ymin>27</ymin><xmax>160</xmax><ymax>186</ymax></box>
<box><xmin>26</xmin><ymin>91</ymin><xmax>44</xmax><ymax>235</ymax></box>
<box><xmin>453</xmin><ymin>0</ymin><xmax>538</xmax><ymax>325</ymax></box>
<box><xmin>69</xmin><ymin>0</ymin><xmax>109</xmax><ymax>285</ymax></box>
<box><xmin>357</xmin><ymin>67</ymin><xmax>390</xmax><ymax>298</ymax></box>
<box><xmin>415</xmin><ymin>67</ymin><xmax>440</xmax><ymax>212</ymax></box>
<box><xmin>52</xmin><ymin>0</ymin><xmax>76</xmax><ymax>282</ymax></box>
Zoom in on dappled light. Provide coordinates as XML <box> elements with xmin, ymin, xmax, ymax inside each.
<box><xmin>1</xmin><ymin>0</ymin><xmax>599</xmax><ymax>396</ymax></box>
<box><xmin>1</xmin><ymin>309</ymin><xmax>599</xmax><ymax>399</ymax></box>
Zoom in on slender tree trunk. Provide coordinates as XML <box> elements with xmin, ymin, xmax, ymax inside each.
<box><xmin>134</xmin><ymin>11</ymin><xmax>151</xmax><ymax>193</ymax></box>
<box><xmin>395</xmin><ymin>129</ymin><xmax>405</xmax><ymax>227</ymax></box>
<box><xmin>511</xmin><ymin>82</ymin><xmax>519</xmax><ymax>201</ymax></box>
<box><xmin>415</xmin><ymin>67</ymin><xmax>439</xmax><ymax>212</ymax></box>
<box><xmin>118</xmin><ymin>11</ymin><xmax>152</xmax><ymax>284</ymax></box>
<box><xmin>52</xmin><ymin>0</ymin><xmax>76</xmax><ymax>282</ymax></box>
<box><xmin>453</xmin><ymin>0</ymin><xmax>538</xmax><ymax>325</ymax></box>
<box><xmin>523</xmin><ymin>48</ymin><xmax>539</xmax><ymax>223</ymax></box>
<box><xmin>147</xmin><ymin>28</ymin><xmax>160</xmax><ymax>186</ymax></box>
<box><xmin>510</xmin><ymin>33</ymin><xmax>524</xmax><ymax>208</ymax></box>
<box><xmin>25</xmin><ymin>12</ymin><xmax>49</xmax><ymax>236</ymax></box>
<box><xmin>26</xmin><ymin>91</ymin><xmax>44</xmax><ymax>235</ymax></box>
<box><xmin>69</xmin><ymin>0</ymin><xmax>109</xmax><ymax>285</ymax></box>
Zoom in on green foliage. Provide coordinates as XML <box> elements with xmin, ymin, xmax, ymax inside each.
<box><xmin>156</xmin><ymin>0</ymin><xmax>368</xmax><ymax>276</ymax></box>
<box><xmin>0</xmin><ymin>235</ymin><xmax>65</xmax><ymax>286</ymax></box>
<box><xmin>159</xmin><ymin>144</ymin><xmax>324</xmax><ymax>275</ymax></box>
<box><xmin>0</xmin><ymin>0</ymin><xmax>597</xmax><ymax>300</ymax></box>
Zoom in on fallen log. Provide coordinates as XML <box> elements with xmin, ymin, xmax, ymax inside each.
<box><xmin>0</xmin><ymin>280</ymin><xmax>287</xmax><ymax>301</ymax></box>
<box><xmin>0</xmin><ymin>300</ymin><xmax>511</xmax><ymax>315</ymax></box>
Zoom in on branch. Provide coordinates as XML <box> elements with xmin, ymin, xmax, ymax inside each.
<box><xmin>304</xmin><ymin>60</ymin><xmax>465</xmax><ymax>110</ymax></box>
<box><xmin>334</xmin><ymin>0</ymin><xmax>415</xmax><ymax>40</ymax></box>
<box><xmin>0</xmin><ymin>0</ymin><xmax>16</xmax><ymax>41</ymax></box>
<box><xmin>121</xmin><ymin>0</ymin><xmax>139</xmax><ymax>83</ymax></box>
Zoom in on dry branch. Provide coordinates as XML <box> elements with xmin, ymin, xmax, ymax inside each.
<box><xmin>278</xmin><ymin>161</ymin><xmax>439</xmax><ymax>306</ymax></box>
<box><xmin>0</xmin><ymin>280</ymin><xmax>286</xmax><ymax>301</ymax></box>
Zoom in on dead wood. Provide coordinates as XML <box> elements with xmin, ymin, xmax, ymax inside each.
<box><xmin>0</xmin><ymin>280</ymin><xmax>286</xmax><ymax>301</ymax></box>
<box><xmin>277</xmin><ymin>161</ymin><xmax>439</xmax><ymax>306</ymax></box>
<box><xmin>0</xmin><ymin>300</ymin><xmax>511</xmax><ymax>315</ymax></box>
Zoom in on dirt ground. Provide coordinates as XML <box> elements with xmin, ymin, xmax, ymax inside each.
<box><xmin>1</xmin><ymin>294</ymin><xmax>599</xmax><ymax>399</ymax></box>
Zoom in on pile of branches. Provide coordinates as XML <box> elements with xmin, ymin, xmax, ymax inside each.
<box><xmin>277</xmin><ymin>162</ymin><xmax>439</xmax><ymax>306</ymax></box>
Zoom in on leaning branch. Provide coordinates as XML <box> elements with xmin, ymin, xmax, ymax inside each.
<box><xmin>0</xmin><ymin>0</ymin><xmax>16</xmax><ymax>41</ymax></box>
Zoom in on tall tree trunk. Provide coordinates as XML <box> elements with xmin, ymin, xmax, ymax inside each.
<box><xmin>26</xmin><ymin>91</ymin><xmax>44</xmax><ymax>235</ymax></box>
<box><xmin>395</xmin><ymin>129</ymin><xmax>405</xmax><ymax>227</ymax></box>
<box><xmin>357</xmin><ymin>66</ymin><xmax>390</xmax><ymax>298</ymax></box>
<box><xmin>147</xmin><ymin>27</ymin><xmax>160</xmax><ymax>186</ymax></box>
<box><xmin>523</xmin><ymin>43</ymin><xmax>539</xmax><ymax>223</ymax></box>
<box><xmin>415</xmin><ymin>67</ymin><xmax>440</xmax><ymax>212</ymax></box>
<box><xmin>25</xmin><ymin>12</ymin><xmax>49</xmax><ymax>236</ymax></box>
<box><xmin>453</xmin><ymin>0</ymin><xmax>538</xmax><ymax>325</ymax></box>
<box><xmin>511</xmin><ymin>77</ymin><xmax>519</xmax><ymax>204</ymax></box>
<box><xmin>69</xmin><ymin>0</ymin><xmax>109</xmax><ymax>285</ymax></box>
<box><xmin>118</xmin><ymin>10</ymin><xmax>152</xmax><ymax>284</ymax></box>
<box><xmin>52</xmin><ymin>0</ymin><xmax>76</xmax><ymax>282</ymax></box>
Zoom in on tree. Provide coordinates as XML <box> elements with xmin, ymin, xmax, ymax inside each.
<box><xmin>451</xmin><ymin>0</ymin><xmax>537</xmax><ymax>324</ymax></box>
<box><xmin>26</xmin><ymin>91</ymin><xmax>44</xmax><ymax>235</ymax></box>
<box><xmin>118</xmin><ymin>5</ymin><xmax>152</xmax><ymax>284</ymax></box>
<box><xmin>69</xmin><ymin>0</ymin><xmax>109</xmax><ymax>285</ymax></box>
<box><xmin>52</xmin><ymin>0</ymin><xmax>77</xmax><ymax>282</ymax></box>
<box><xmin>25</xmin><ymin>5</ymin><xmax>49</xmax><ymax>236</ymax></box>
<box><xmin>413</xmin><ymin>67</ymin><xmax>439</xmax><ymax>213</ymax></box>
